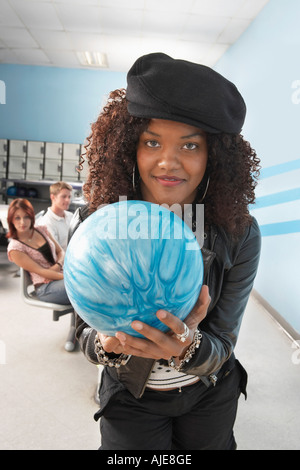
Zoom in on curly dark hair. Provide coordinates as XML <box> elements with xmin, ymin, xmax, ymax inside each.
<box><xmin>81</xmin><ymin>88</ymin><xmax>260</xmax><ymax>236</ymax></box>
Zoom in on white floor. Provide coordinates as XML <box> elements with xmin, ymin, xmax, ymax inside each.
<box><xmin>0</xmin><ymin>248</ymin><xmax>299</xmax><ymax>450</ymax></box>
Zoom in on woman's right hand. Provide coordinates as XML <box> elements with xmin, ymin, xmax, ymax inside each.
<box><xmin>49</xmin><ymin>263</ymin><xmax>61</xmax><ymax>272</ymax></box>
<box><xmin>9</xmin><ymin>250</ymin><xmax>64</xmax><ymax>281</ymax></box>
<box><xmin>48</xmin><ymin>263</ymin><xmax>64</xmax><ymax>279</ymax></box>
<box><xmin>97</xmin><ymin>333</ymin><xmax>124</xmax><ymax>355</ymax></box>
<box><xmin>97</xmin><ymin>285</ymin><xmax>210</xmax><ymax>357</ymax></box>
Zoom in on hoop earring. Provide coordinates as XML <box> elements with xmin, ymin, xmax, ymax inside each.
<box><xmin>132</xmin><ymin>162</ymin><xmax>139</xmax><ymax>192</ymax></box>
<box><xmin>198</xmin><ymin>176</ymin><xmax>210</xmax><ymax>203</ymax></box>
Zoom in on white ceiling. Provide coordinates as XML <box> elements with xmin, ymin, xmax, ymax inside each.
<box><xmin>0</xmin><ymin>0</ymin><xmax>269</xmax><ymax>72</ymax></box>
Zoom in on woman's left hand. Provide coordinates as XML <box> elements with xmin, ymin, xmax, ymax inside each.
<box><xmin>49</xmin><ymin>263</ymin><xmax>61</xmax><ymax>272</ymax></box>
<box><xmin>110</xmin><ymin>284</ymin><xmax>210</xmax><ymax>361</ymax></box>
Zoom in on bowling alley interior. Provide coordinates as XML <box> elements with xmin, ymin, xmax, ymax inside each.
<box><xmin>0</xmin><ymin>0</ymin><xmax>299</xmax><ymax>450</ymax></box>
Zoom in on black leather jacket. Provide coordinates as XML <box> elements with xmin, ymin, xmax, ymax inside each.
<box><xmin>69</xmin><ymin>206</ymin><xmax>261</xmax><ymax>410</ymax></box>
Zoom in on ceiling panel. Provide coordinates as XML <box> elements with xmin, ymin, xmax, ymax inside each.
<box><xmin>13</xmin><ymin>48</ymin><xmax>51</xmax><ymax>65</ymax></box>
<box><xmin>0</xmin><ymin>27</ymin><xmax>39</xmax><ymax>48</ymax></box>
<box><xmin>144</xmin><ymin>0</ymin><xmax>195</xmax><ymax>13</ymax></box>
<box><xmin>100</xmin><ymin>0</ymin><xmax>143</xmax><ymax>8</ymax></box>
<box><xmin>0</xmin><ymin>0</ymin><xmax>24</xmax><ymax>27</ymax></box>
<box><xmin>55</xmin><ymin>4</ymin><xmax>103</xmax><ymax>33</ymax></box>
<box><xmin>0</xmin><ymin>0</ymin><xmax>270</xmax><ymax>71</ymax></box>
<box><xmin>57</xmin><ymin>0</ymin><xmax>99</xmax><ymax>4</ymax></box>
<box><xmin>99</xmin><ymin>7</ymin><xmax>143</xmax><ymax>36</ymax></box>
<box><xmin>191</xmin><ymin>0</ymin><xmax>244</xmax><ymax>16</ymax></box>
<box><xmin>217</xmin><ymin>18</ymin><xmax>252</xmax><ymax>44</ymax></box>
<box><xmin>236</xmin><ymin>0</ymin><xmax>270</xmax><ymax>18</ymax></box>
<box><xmin>9</xmin><ymin>0</ymin><xmax>64</xmax><ymax>30</ymax></box>
<box><xmin>30</xmin><ymin>30</ymin><xmax>73</xmax><ymax>50</ymax></box>
<box><xmin>45</xmin><ymin>49</ymin><xmax>79</xmax><ymax>67</ymax></box>
<box><xmin>180</xmin><ymin>15</ymin><xmax>229</xmax><ymax>42</ymax></box>
<box><xmin>142</xmin><ymin>11</ymin><xmax>188</xmax><ymax>38</ymax></box>
<box><xmin>67</xmin><ymin>32</ymin><xmax>107</xmax><ymax>51</ymax></box>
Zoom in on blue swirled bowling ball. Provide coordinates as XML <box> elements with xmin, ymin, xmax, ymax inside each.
<box><xmin>64</xmin><ymin>200</ymin><xmax>203</xmax><ymax>337</ymax></box>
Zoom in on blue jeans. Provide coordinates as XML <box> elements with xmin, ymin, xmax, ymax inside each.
<box><xmin>35</xmin><ymin>280</ymin><xmax>70</xmax><ymax>305</ymax></box>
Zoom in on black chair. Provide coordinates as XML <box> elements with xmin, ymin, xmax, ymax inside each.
<box><xmin>34</xmin><ymin>209</ymin><xmax>45</xmax><ymax>223</ymax></box>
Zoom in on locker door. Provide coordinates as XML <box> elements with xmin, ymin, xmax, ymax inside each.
<box><xmin>44</xmin><ymin>142</ymin><xmax>62</xmax><ymax>179</ymax></box>
<box><xmin>63</xmin><ymin>143</ymin><xmax>80</xmax><ymax>160</ymax></box>
<box><xmin>9</xmin><ymin>140</ymin><xmax>26</xmax><ymax>157</ymax></box>
<box><xmin>26</xmin><ymin>141</ymin><xmax>44</xmax><ymax>180</ymax></box>
<box><xmin>26</xmin><ymin>158</ymin><xmax>44</xmax><ymax>180</ymax></box>
<box><xmin>8</xmin><ymin>140</ymin><xmax>26</xmax><ymax>179</ymax></box>
<box><xmin>0</xmin><ymin>139</ymin><xmax>8</xmax><ymax>178</ymax></box>
<box><xmin>45</xmin><ymin>142</ymin><xmax>62</xmax><ymax>159</ymax></box>
<box><xmin>62</xmin><ymin>160</ymin><xmax>79</xmax><ymax>180</ymax></box>
<box><xmin>44</xmin><ymin>160</ymin><xmax>62</xmax><ymax>180</ymax></box>
<box><xmin>0</xmin><ymin>156</ymin><xmax>7</xmax><ymax>178</ymax></box>
<box><xmin>62</xmin><ymin>143</ymin><xmax>80</xmax><ymax>181</ymax></box>
<box><xmin>78</xmin><ymin>160</ymin><xmax>88</xmax><ymax>182</ymax></box>
<box><xmin>8</xmin><ymin>157</ymin><xmax>26</xmax><ymax>179</ymax></box>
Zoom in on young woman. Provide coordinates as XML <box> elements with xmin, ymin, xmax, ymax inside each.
<box><xmin>7</xmin><ymin>198</ymin><xmax>69</xmax><ymax>305</ymax></box>
<box><xmin>69</xmin><ymin>53</ymin><xmax>261</xmax><ymax>450</ymax></box>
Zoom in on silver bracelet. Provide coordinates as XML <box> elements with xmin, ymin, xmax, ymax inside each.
<box><xmin>168</xmin><ymin>329</ymin><xmax>202</xmax><ymax>371</ymax></box>
<box><xmin>94</xmin><ymin>335</ymin><xmax>131</xmax><ymax>368</ymax></box>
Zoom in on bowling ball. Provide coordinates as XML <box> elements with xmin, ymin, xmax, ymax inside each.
<box><xmin>6</xmin><ymin>186</ymin><xmax>17</xmax><ymax>196</ymax></box>
<box><xmin>64</xmin><ymin>200</ymin><xmax>203</xmax><ymax>337</ymax></box>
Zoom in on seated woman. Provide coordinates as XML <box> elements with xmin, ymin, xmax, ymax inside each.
<box><xmin>6</xmin><ymin>198</ymin><xmax>70</xmax><ymax>305</ymax></box>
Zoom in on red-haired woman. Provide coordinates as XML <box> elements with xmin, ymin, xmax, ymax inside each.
<box><xmin>7</xmin><ymin>198</ymin><xmax>69</xmax><ymax>304</ymax></box>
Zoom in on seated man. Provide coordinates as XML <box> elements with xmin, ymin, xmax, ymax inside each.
<box><xmin>38</xmin><ymin>181</ymin><xmax>73</xmax><ymax>251</ymax></box>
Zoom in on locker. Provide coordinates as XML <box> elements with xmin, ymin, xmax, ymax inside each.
<box><xmin>27</xmin><ymin>141</ymin><xmax>44</xmax><ymax>158</ymax></box>
<box><xmin>0</xmin><ymin>156</ymin><xmax>7</xmax><ymax>178</ymax></box>
<box><xmin>44</xmin><ymin>159</ymin><xmax>62</xmax><ymax>180</ymax></box>
<box><xmin>78</xmin><ymin>159</ymin><xmax>88</xmax><ymax>181</ymax></box>
<box><xmin>26</xmin><ymin>158</ymin><xmax>44</xmax><ymax>179</ymax></box>
<box><xmin>45</xmin><ymin>142</ymin><xmax>62</xmax><ymax>160</ymax></box>
<box><xmin>8</xmin><ymin>140</ymin><xmax>26</xmax><ymax>179</ymax></box>
<box><xmin>8</xmin><ymin>156</ymin><xmax>26</xmax><ymax>179</ymax></box>
<box><xmin>26</xmin><ymin>141</ymin><xmax>44</xmax><ymax>179</ymax></box>
<box><xmin>62</xmin><ymin>160</ymin><xmax>79</xmax><ymax>180</ymax></box>
<box><xmin>0</xmin><ymin>140</ymin><xmax>8</xmax><ymax>178</ymax></box>
<box><xmin>9</xmin><ymin>140</ymin><xmax>26</xmax><ymax>157</ymax></box>
<box><xmin>0</xmin><ymin>139</ymin><xmax>8</xmax><ymax>156</ymax></box>
<box><xmin>44</xmin><ymin>142</ymin><xmax>62</xmax><ymax>179</ymax></box>
<box><xmin>63</xmin><ymin>143</ymin><xmax>80</xmax><ymax>161</ymax></box>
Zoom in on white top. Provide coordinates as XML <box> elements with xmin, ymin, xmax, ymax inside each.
<box><xmin>37</xmin><ymin>208</ymin><xmax>73</xmax><ymax>251</ymax></box>
<box><xmin>146</xmin><ymin>361</ymin><xmax>199</xmax><ymax>390</ymax></box>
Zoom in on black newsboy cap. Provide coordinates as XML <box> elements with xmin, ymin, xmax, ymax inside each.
<box><xmin>126</xmin><ymin>53</ymin><xmax>246</xmax><ymax>134</ymax></box>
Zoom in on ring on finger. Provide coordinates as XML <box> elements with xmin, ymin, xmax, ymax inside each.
<box><xmin>176</xmin><ymin>323</ymin><xmax>190</xmax><ymax>343</ymax></box>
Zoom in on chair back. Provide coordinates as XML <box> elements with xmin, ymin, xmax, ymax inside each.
<box><xmin>20</xmin><ymin>268</ymin><xmax>73</xmax><ymax>311</ymax></box>
<box><xmin>20</xmin><ymin>268</ymin><xmax>75</xmax><ymax>351</ymax></box>
<box><xmin>35</xmin><ymin>210</ymin><xmax>45</xmax><ymax>223</ymax></box>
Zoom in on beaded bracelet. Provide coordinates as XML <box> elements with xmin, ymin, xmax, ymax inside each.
<box><xmin>94</xmin><ymin>335</ymin><xmax>131</xmax><ymax>368</ymax></box>
<box><xmin>168</xmin><ymin>329</ymin><xmax>202</xmax><ymax>371</ymax></box>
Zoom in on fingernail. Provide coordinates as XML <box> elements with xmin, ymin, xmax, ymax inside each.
<box><xmin>157</xmin><ymin>310</ymin><xmax>167</xmax><ymax>319</ymax></box>
<box><xmin>116</xmin><ymin>332</ymin><xmax>126</xmax><ymax>343</ymax></box>
<box><xmin>133</xmin><ymin>321</ymin><xmax>143</xmax><ymax>331</ymax></box>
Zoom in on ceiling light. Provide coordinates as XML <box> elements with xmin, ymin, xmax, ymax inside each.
<box><xmin>76</xmin><ymin>51</ymin><xmax>108</xmax><ymax>68</ymax></box>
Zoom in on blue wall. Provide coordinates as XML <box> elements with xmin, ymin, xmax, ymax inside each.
<box><xmin>215</xmin><ymin>0</ymin><xmax>300</xmax><ymax>335</ymax></box>
<box><xmin>0</xmin><ymin>64</ymin><xmax>126</xmax><ymax>143</ymax></box>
